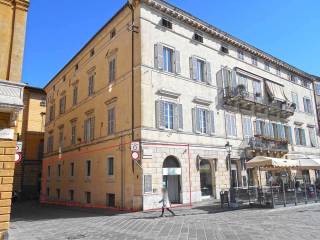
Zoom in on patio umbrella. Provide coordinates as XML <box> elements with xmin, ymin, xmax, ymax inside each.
<box><xmin>246</xmin><ymin>156</ymin><xmax>300</xmax><ymax>169</ymax></box>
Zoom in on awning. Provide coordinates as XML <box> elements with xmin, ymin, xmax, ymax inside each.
<box><xmin>265</xmin><ymin>81</ymin><xmax>286</xmax><ymax>102</ymax></box>
<box><xmin>284</xmin><ymin>154</ymin><xmax>320</xmax><ymax>169</ymax></box>
<box><xmin>246</xmin><ymin>156</ymin><xmax>299</xmax><ymax>169</ymax></box>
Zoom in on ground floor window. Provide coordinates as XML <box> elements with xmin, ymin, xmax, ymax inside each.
<box><xmin>46</xmin><ymin>187</ymin><xmax>50</xmax><ymax>197</ymax></box>
<box><xmin>56</xmin><ymin>189</ymin><xmax>60</xmax><ymax>199</ymax></box>
<box><xmin>106</xmin><ymin>193</ymin><xmax>115</xmax><ymax>207</ymax></box>
<box><xmin>200</xmin><ymin>160</ymin><xmax>212</xmax><ymax>197</ymax></box>
<box><xmin>85</xmin><ymin>192</ymin><xmax>91</xmax><ymax>204</ymax></box>
<box><xmin>69</xmin><ymin>190</ymin><xmax>74</xmax><ymax>201</ymax></box>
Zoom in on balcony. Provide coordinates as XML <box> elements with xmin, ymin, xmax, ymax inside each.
<box><xmin>0</xmin><ymin>79</ymin><xmax>25</xmax><ymax>113</ymax></box>
<box><xmin>246</xmin><ymin>135</ymin><xmax>289</xmax><ymax>154</ymax></box>
<box><xmin>223</xmin><ymin>86</ymin><xmax>295</xmax><ymax>118</ymax></box>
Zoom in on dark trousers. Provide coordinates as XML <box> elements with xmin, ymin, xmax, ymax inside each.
<box><xmin>161</xmin><ymin>207</ymin><xmax>175</xmax><ymax>216</ymax></box>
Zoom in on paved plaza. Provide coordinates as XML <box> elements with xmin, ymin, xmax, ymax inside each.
<box><xmin>9</xmin><ymin>201</ymin><xmax>320</xmax><ymax>240</ymax></box>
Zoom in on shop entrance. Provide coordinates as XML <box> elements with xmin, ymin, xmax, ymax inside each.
<box><xmin>162</xmin><ymin>156</ymin><xmax>181</xmax><ymax>203</ymax></box>
<box><xmin>200</xmin><ymin>159</ymin><xmax>213</xmax><ymax>198</ymax></box>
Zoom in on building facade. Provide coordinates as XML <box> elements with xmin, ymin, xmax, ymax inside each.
<box><xmin>0</xmin><ymin>0</ymin><xmax>30</xmax><ymax>238</ymax></box>
<box><xmin>13</xmin><ymin>86</ymin><xmax>46</xmax><ymax>200</ymax></box>
<box><xmin>42</xmin><ymin>0</ymin><xmax>320</xmax><ymax>211</ymax></box>
<box><xmin>314</xmin><ymin>78</ymin><xmax>320</xmax><ymax>131</ymax></box>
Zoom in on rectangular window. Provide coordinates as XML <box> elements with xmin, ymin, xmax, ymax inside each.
<box><xmin>144</xmin><ymin>175</ymin><xmax>152</xmax><ymax>193</ymax></box>
<box><xmin>199</xmin><ymin>109</ymin><xmax>208</xmax><ymax>134</ymax></box>
<box><xmin>48</xmin><ymin>165</ymin><xmax>51</xmax><ymax>177</ymax></box>
<box><xmin>225</xmin><ymin>113</ymin><xmax>237</xmax><ymax>137</ymax></box>
<box><xmin>195</xmin><ymin>59</ymin><xmax>205</xmax><ymax>82</ymax></box>
<box><xmin>163</xmin><ymin>46</ymin><xmax>174</xmax><ymax>73</ymax></box>
<box><xmin>292</xmin><ymin>92</ymin><xmax>299</xmax><ymax>111</ymax></box>
<box><xmin>253</xmin><ymin>80</ymin><xmax>262</xmax><ymax>103</ymax></box>
<box><xmin>107</xmin><ymin>108</ymin><xmax>115</xmax><ymax>135</ymax></box>
<box><xmin>242</xmin><ymin>117</ymin><xmax>252</xmax><ymax>141</ymax></box>
<box><xmin>88</xmin><ymin>74</ymin><xmax>95</xmax><ymax>96</ymax></box>
<box><xmin>303</xmin><ymin>97</ymin><xmax>313</xmax><ymax>114</ymax></box>
<box><xmin>84</xmin><ymin>117</ymin><xmax>95</xmax><ymax>142</ymax></box>
<box><xmin>59</xmin><ymin>129</ymin><xmax>64</xmax><ymax>147</ymax></box>
<box><xmin>59</xmin><ymin>96</ymin><xmax>66</xmax><ymax>115</ymax></box>
<box><xmin>254</xmin><ymin>119</ymin><xmax>265</xmax><ymax>136</ymax></box>
<box><xmin>110</xmin><ymin>28</ymin><xmax>116</xmax><ymax>39</ymax></box>
<box><xmin>49</xmin><ymin>105</ymin><xmax>55</xmax><ymax>121</ymax></box>
<box><xmin>238</xmin><ymin>75</ymin><xmax>248</xmax><ymax>90</ymax></box>
<box><xmin>238</xmin><ymin>50</ymin><xmax>244</xmax><ymax>60</ymax></box>
<box><xmin>57</xmin><ymin>164</ymin><xmax>61</xmax><ymax>177</ymax></box>
<box><xmin>40</xmin><ymin>97</ymin><xmax>46</xmax><ymax>107</ymax></box>
<box><xmin>47</xmin><ymin>135</ymin><xmax>54</xmax><ymax>153</ymax></box>
<box><xmin>220</xmin><ymin>45</ymin><xmax>229</xmax><ymax>54</ymax></box>
<box><xmin>56</xmin><ymin>189</ymin><xmax>60</xmax><ymax>199</ymax></box>
<box><xmin>295</xmin><ymin>128</ymin><xmax>306</xmax><ymax>146</ymax></box>
<box><xmin>164</xmin><ymin>102</ymin><xmax>174</xmax><ymax>129</ymax></box>
<box><xmin>308</xmin><ymin>127</ymin><xmax>317</xmax><ymax>147</ymax></box>
<box><xmin>109</xmin><ymin>58</ymin><xmax>116</xmax><ymax>83</ymax></box>
<box><xmin>276</xmin><ymin>67</ymin><xmax>281</xmax><ymax>76</ymax></box>
<box><xmin>70</xmin><ymin>162</ymin><xmax>74</xmax><ymax>177</ymax></box>
<box><xmin>264</xmin><ymin>62</ymin><xmax>270</xmax><ymax>71</ymax></box>
<box><xmin>85</xmin><ymin>160</ymin><xmax>91</xmax><ymax>177</ymax></box>
<box><xmin>85</xmin><ymin>192</ymin><xmax>91</xmax><ymax>204</ymax></box>
<box><xmin>69</xmin><ymin>190</ymin><xmax>74</xmax><ymax>201</ymax></box>
<box><xmin>161</xmin><ymin>18</ymin><xmax>172</xmax><ymax>29</ymax></box>
<box><xmin>106</xmin><ymin>193</ymin><xmax>115</xmax><ymax>207</ymax></box>
<box><xmin>284</xmin><ymin>126</ymin><xmax>293</xmax><ymax>144</ymax></box>
<box><xmin>90</xmin><ymin>48</ymin><xmax>95</xmax><ymax>57</ymax></box>
<box><xmin>193</xmin><ymin>108</ymin><xmax>214</xmax><ymax>134</ymax></box>
<box><xmin>107</xmin><ymin>157</ymin><xmax>114</xmax><ymax>176</ymax></box>
<box><xmin>194</xmin><ymin>33</ymin><xmax>203</xmax><ymax>43</ymax></box>
<box><xmin>71</xmin><ymin>124</ymin><xmax>77</xmax><ymax>145</ymax></box>
<box><xmin>73</xmin><ymin>86</ymin><xmax>78</xmax><ymax>106</ymax></box>
<box><xmin>251</xmin><ymin>56</ymin><xmax>257</xmax><ymax>66</ymax></box>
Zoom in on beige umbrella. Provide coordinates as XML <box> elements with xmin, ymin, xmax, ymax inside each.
<box><xmin>246</xmin><ymin>156</ymin><xmax>300</xmax><ymax>169</ymax></box>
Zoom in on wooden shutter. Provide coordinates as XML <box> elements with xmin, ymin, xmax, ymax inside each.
<box><xmin>303</xmin><ymin>97</ymin><xmax>307</xmax><ymax>113</ymax></box>
<box><xmin>190</xmin><ymin>56</ymin><xmax>197</xmax><ymax>80</ymax></box>
<box><xmin>177</xmin><ymin>104</ymin><xmax>183</xmax><ymax>131</ymax></box>
<box><xmin>205</xmin><ymin>61</ymin><xmax>212</xmax><ymax>85</ymax></box>
<box><xmin>209</xmin><ymin>110</ymin><xmax>215</xmax><ymax>135</ymax></box>
<box><xmin>231</xmin><ymin>70</ymin><xmax>237</xmax><ymax>89</ymax></box>
<box><xmin>155</xmin><ymin>100</ymin><xmax>165</xmax><ymax>129</ymax></box>
<box><xmin>192</xmin><ymin>108</ymin><xmax>200</xmax><ymax>133</ymax></box>
<box><xmin>301</xmin><ymin>129</ymin><xmax>306</xmax><ymax>146</ymax></box>
<box><xmin>174</xmin><ymin>50</ymin><xmax>181</xmax><ymax>74</ymax></box>
<box><xmin>154</xmin><ymin>43</ymin><xmax>163</xmax><ymax>70</ymax></box>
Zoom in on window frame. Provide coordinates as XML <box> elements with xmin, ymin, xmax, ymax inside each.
<box><xmin>107</xmin><ymin>156</ymin><xmax>114</xmax><ymax>176</ymax></box>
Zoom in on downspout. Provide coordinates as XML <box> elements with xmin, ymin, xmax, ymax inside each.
<box><xmin>7</xmin><ymin>0</ymin><xmax>17</xmax><ymax>80</ymax></box>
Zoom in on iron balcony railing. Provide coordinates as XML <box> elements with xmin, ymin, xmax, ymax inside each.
<box><xmin>223</xmin><ymin>86</ymin><xmax>296</xmax><ymax>116</ymax></box>
<box><xmin>247</xmin><ymin>135</ymin><xmax>289</xmax><ymax>152</ymax></box>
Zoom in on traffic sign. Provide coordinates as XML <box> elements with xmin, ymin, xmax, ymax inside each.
<box><xmin>131</xmin><ymin>151</ymin><xmax>139</xmax><ymax>161</ymax></box>
<box><xmin>131</xmin><ymin>141</ymin><xmax>140</xmax><ymax>152</ymax></box>
<box><xmin>16</xmin><ymin>141</ymin><xmax>22</xmax><ymax>153</ymax></box>
<box><xmin>15</xmin><ymin>153</ymin><xmax>22</xmax><ymax>163</ymax></box>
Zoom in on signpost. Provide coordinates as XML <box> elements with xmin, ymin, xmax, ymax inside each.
<box><xmin>16</xmin><ymin>141</ymin><xmax>22</xmax><ymax>152</ymax></box>
<box><xmin>15</xmin><ymin>153</ymin><xmax>22</xmax><ymax>164</ymax></box>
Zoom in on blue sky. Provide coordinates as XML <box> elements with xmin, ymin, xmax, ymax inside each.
<box><xmin>23</xmin><ymin>0</ymin><xmax>320</xmax><ymax>87</ymax></box>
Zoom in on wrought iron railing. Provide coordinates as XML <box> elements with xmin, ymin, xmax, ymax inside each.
<box><xmin>248</xmin><ymin>135</ymin><xmax>288</xmax><ymax>152</ymax></box>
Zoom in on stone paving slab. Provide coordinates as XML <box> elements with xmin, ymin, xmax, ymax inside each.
<box><xmin>8</xmin><ymin>201</ymin><xmax>320</xmax><ymax>240</ymax></box>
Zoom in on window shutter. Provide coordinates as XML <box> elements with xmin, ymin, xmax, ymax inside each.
<box><xmin>84</xmin><ymin>120</ymin><xmax>88</xmax><ymax>142</ymax></box>
<box><xmin>154</xmin><ymin>43</ymin><xmax>163</xmax><ymax>70</ymax></box>
<box><xmin>177</xmin><ymin>104</ymin><xmax>183</xmax><ymax>131</ymax></box>
<box><xmin>155</xmin><ymin>100</ymin><xmax>165</xmax><ymax>129</ymax></box>
<box><xmin>190</xmin><ymin>56</ymin><xmax>197</xmax><ymax>80</ymax></box>
<box><xmin>303</xmin><ymin>97</ymin><xmax>307</xmax><ymax>112</ymax></box>
<box><xmin>294</xmin><ymin>128</ymin><xmax>300</xmax><ymax>145</ymax></box>
<box><xmin>192</xmin><ymin>108</ymin><xmax>200</xmax><ymax>133</ymax></box>
<box><xmin>209</xmin><ymin>110</ymin><xmax>215</xmax><ymax>135</ymax></box>
<box><xmin>255</xmin><ymin>120</ymin><xmax>261</xmax><ymax>135</ymax></box>
<box><xmin>222</xmin><ymin>68</ymin><xmax>229</xmax><ymax>88</ymax></box>
<box><xmin>301</xmin><ymin>129</ymin><xmax>306</xmax><ymax>145</ymax></box>
<box><xmin>196</xmin><ymin>108</ymin><xmax>202</xmax><ymax>133</ymax></box>
<box><xmin>309</xmin><ymin>128</ymin><xmax>317</xmax><ymax>147</ymax></box>
<box><xmin>204</xmin><ymin>61</ymin><xmax>212</xmax><ymax>85</ymax></box>
<box><xmin>174</xmin><ymin>50</ymin><xmax>181</xmax><ymax>74</ymax></box>
<box><xmin>232</xmin><ymin>115</ymin><xmax>237</xmax><ymax>136</ymax></box>
<box><xmin>91</xmin><ymin>117</ymin><xmax>95</xmax><ymax>141</ymax></box>
<box><xmin>287</xmin><ymin>126</ymin><xmax>293</xmax><ymax>144</ymax></box>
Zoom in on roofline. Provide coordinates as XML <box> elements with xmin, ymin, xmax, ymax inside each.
<box><xmin>144</xmin><ymin>0</ymin><xmax>316</xmax><ymax>81</ymax></box>
<box><xmin>44</xmin><ymin>2</ymin><xmax>128</xmax><ymax>89</ymax></box>
<box><xmin>25</xmin><ymin>85</ymin><xmax>46</xmax><ymax>93</ymax></box>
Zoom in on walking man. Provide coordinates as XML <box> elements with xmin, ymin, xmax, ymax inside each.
<box><xmin>159</xmin><ymin>188</ymin><xmax>175</xmax><ymax>217</ymax></box>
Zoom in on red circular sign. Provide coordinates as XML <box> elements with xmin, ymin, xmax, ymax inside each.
<box><xmin>132</xmin><ymin>151</ymin><xmax>139</xmax><ymax>160</ymax></box>
<box><xmin>15</xmin><ymin>153</ymin><xmax>22</xmax><ymax>163</ymax></box>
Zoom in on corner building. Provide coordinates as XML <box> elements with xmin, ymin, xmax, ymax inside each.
<box><xmin>42</xmin><ymin>0</ymin><xmax>320</xmax><ymax>210</ymax></box>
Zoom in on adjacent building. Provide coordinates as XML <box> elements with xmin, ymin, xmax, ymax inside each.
<box><xmin>314</xmin><ymin>77</ymin><xmax>320</xmax><ymax>131</ymax></box>
<box><xmin>42</xmin><ymin>0</ymin><xmax>320</xmax><ymax>211</ymax></box>
<box><xmin>13</xmin><ymin>86</ymin><xmax>46</xmax><ymax>200</ymax></box>
<box><xmin>0</xmin><ymin>0</ymin><xmax>30</xmax><ymax>238</ymax></box>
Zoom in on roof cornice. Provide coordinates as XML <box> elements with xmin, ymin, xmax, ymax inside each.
<box><xmin>142</xmin><ymin>0</ymin><xmax>315</xmax><ymax>81</ymax></box>
<box><xmin>0</xmin><ymin>0</ymin><xmax>30</xmax><ymax>11</ymax></box>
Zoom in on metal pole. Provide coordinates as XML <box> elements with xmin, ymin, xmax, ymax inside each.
<box><xmin>282</xmin><ymin>179</ymin><xmax>286</xmax><ymax>207</ymax></box>
<box><xmin>304</xmin><ymin>177</ymin><xmax>308</xmax><ymax>204</ymax></box>
<box><xmin>293</xmin><ymin>177</ymin><xmax>297</xmax><ymax>206</ymax></box>
<box><xmin>228</xmin><ymin>152</ymin><xmax>232</xmax><ymax>206</ymax></box>
<box><xmin>270</xmin><ymin>181</ymin><xmax>274</xmax><ymax>208</ymax></box>
<box><xmin>315</xmin><ymin>183</ymin><xmax>318</xmax><ymax>203</ymax></box>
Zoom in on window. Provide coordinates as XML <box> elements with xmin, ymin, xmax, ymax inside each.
<box><xmin>264</xmin><ymin>62</ymin><xmax>270</xmax><ymax>71</ymax></box>
<box><xmin>46</xmin><ymin>187</ymin><xmax>50</xmax><ymax>197</ymax></box>
<box><xmin>156</xmin><ymin>100</ymin><xmax>183</xmax><ymax>131</ymax></box>
<box><xmin>59</xmin><ymin>128</ymin><xmax>64</xmax><ymax>147</ymax></box>
<box><xmin>225</xmin><ymin>113</ymin><xmax>237</xmax><ymax>137</ymax></box>
<box><xmin>303</xmin><ymin>97</ymin><xmax>313</xmax><ymax>114</ymax></box>
<box><xmin>90</xmin><ymin>48</ymin><xmax>95</xmax><ymax>57</ymax></box>
<box><xmin>85</xmin><ymin>192</ymin><xmax>91</xmax><ymax>204</ymax></box>
<box><xmin>163</xmin><ymin>46</ymin><xmax>174</xmax><ymax>73</ymax></box>
<box><xmin>40</xmin><ymin>97</ymin><xmax>46</xmax><ymax>107</ymax></box>
<box><xmin>107</xmin><ymin>157</ymin><xmax>114</xmax><ymax>176</ymax></box>
<box><xmin>88</xmin><ymin>74</ymin><xmax>95</xmax><ymax>96</ymax></box>
<box><xmin>315</xmin><ymin>83</ymin><xmax>320</xmax><ymax>96</ymax></box>
<box><xmin>292</xmin><ymin>92</ymin><xmax>299</xmax><ymax>111</ymax></box>
<box><xmin>73</xmin><ymin>86</ymin><xmax>78</xmax><ymax>106</ymax></box>
<box><xmin>190</xmin><ymin>56</ymin><xmax>211</xmax><ymax>84</ymax></box>
<box><xmin>220</xmin><ymin>45</ymin><xmax>229</xmax><ymax>54</ymax></box>
<box><xmin>59</xmin><ymin>96</ymin><xmax>66</xmax><ymax>114</ymax></box>
<box><xmin>84</xmin><ymin>116</ymin><xmax>95</xmax><ymax>142</ymax></box>
<box><xmin>193</xmin><ymin>108</ymin><xmax>215</xmax><ymax>135</ymax></box>
<box><xmin>253</xmin><ymin>80</ymin><xmax>262</xmax><ymax>103</ymax></box>
<box><xmin>295</xmin><ymin>128</ymin><xmax>306</xmax><ymax>146</ymax></box>
<box><xmin>251</xmin><ymin>56</ymin><xmax>257</xmax><ymax>66</ymax></box>
<box><xmin>71</xmin><ymin>124</ymin><xmax>77</xmax><ymax>145</ymax></box>
<box><xmin>254</xmin><ymin>119</ymin><xmax>265</xmax><ymax>136</ymax></box>
<box><xmin>193</xmin><ymin>33</ymin><xmax>203</xmax><ymax>43</ymax></box>
<box><xmin>302</xmin><ymin>80</ymin><xmax>311</xmax><ymax>89</ymax></box>
<box><xmin>284</xmin><ymin>126</ymin><xmax>293</xmax><ymax>144</ymax></box>
<box><xmin>70</xmin><ymin>162</ymin><xmax>74</xmax><ymax>177</ymax></box>
<box><xmin>47</xmin><ymin>165</ymin><xmax>51</xmax><ymax>177</ymax></box>
<box><xmin>242</xmin><ymin>117</ymin><xmax>253</xmax><ymax>141</ymax></box>
<box><xmin>238</xmin><ymin>50</ymin><xmax>244</xmax><ymax>60</ymax></box>
<box><xmin>109</xmin><ymin>58</ymin><xmax>116</xmax><ymax>83</ymax></box>
<box><xmin>47</xmin><ymin>135</ymin><xmax>54</xmax><ymax>153</ymax></box>
<box><xmin>161</xmin><ymin>18</ymin><xmax>172</xmax><ymax>29</ymax></box>
<box><xmin>110</xmin><ymin>28</ymin><xmax>116</xmax><ymax>39</ymax></box>
<box><xmin>75</xmin><ymin>63</ymin><xmax>79</xmax><ymax>71</ymax></box>
<box><xmin>106</xmin><ymin>193</ymin><xmax>115</xmax><ymax>207</ymax></box>
<box><xmin>85</xmin><ymin>160</ymin><xmax>91</xmax><ymax>177</ymax></box>
<box><xmin>238</xmin><ymin>75</ymin><xmax>248</xmax><ymax>90</ymax></box>
<box><xmin>49</xmin><ymin>105</ymin><xmax>55</xmax><ymax>121</ymax></box>
<box><xmin>144</xmin><ymin>175</ymin><xmax>152</xmax><ymax>193</ymax></box>
<box><xmin>57</xmin><ymin>164</ymin><xmax>61</xmax><ymax>177</ymax></box>
<box><xmin>107</xmin><ymin>108</ymin><xmax>115</xmax><ymax>135</ymax></box>
<box><xmin>308</xmin><ymin>127</ymin><xmax>317</xmax><ymax>147</ymax></box>
<box><xmin>56</xmin><ymin>189</ymin><xmax>60</xmax><ymax>199</ymax></box>
<box><xmin>69</xmin><ymin>190</ymin><xmax>74</xmax><ymax>201</ymax></box>
<box><xmin>276</xmin><ymin>67</ymin><xmax>281</xmax><ymax>76</ymax></box>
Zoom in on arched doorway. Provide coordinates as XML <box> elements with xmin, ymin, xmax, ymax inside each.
<box><xmin>200</xmin><ymin>159</ymin><xmax>213</xmax><ymax>198</ymax></box>
<box><xmin>162</xmin><ymin>156</ymin><xmax>181</xmax><ymax>203</ymax></box>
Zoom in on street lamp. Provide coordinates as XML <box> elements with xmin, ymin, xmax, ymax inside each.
<box><xmin>225</xmin><ymin>141</ymin><xmax>233</xmax><ymax>205</ymax></box>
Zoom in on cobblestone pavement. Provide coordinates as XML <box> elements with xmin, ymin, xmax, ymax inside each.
<box><xmin>9</xmin><ymin>201</ymin><xmax>320</xmax><ymax>240</ymax></box>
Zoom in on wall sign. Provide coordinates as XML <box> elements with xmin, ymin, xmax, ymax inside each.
<box><xmin>162</xmin><ymin>168</ymin><xmax>181</xmax><ymax>176</ymax></box>
<box><xmin>144</xmin><ymin>175</ymin><xmax>152</xmax><ymax>193</ymax></box>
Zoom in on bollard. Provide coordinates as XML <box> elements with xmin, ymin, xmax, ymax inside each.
<box><xmin>282</xmin><ymin>180</ymin><xmax>286</xmax><ymax>207</ymax></box>
<box><xmin>270</xmin><ymin>182</ymin><xmax>274</xmax><ymax>208</ymax></box>
<box><xmin>294</xmin><ymin>178</ymin><xmax>297</xmax><ymax>206</ymax></box>
<box><xmin>304</xmin><ymin>178</ymin><xmax>308</xmax><ymax>204</ymax></box>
